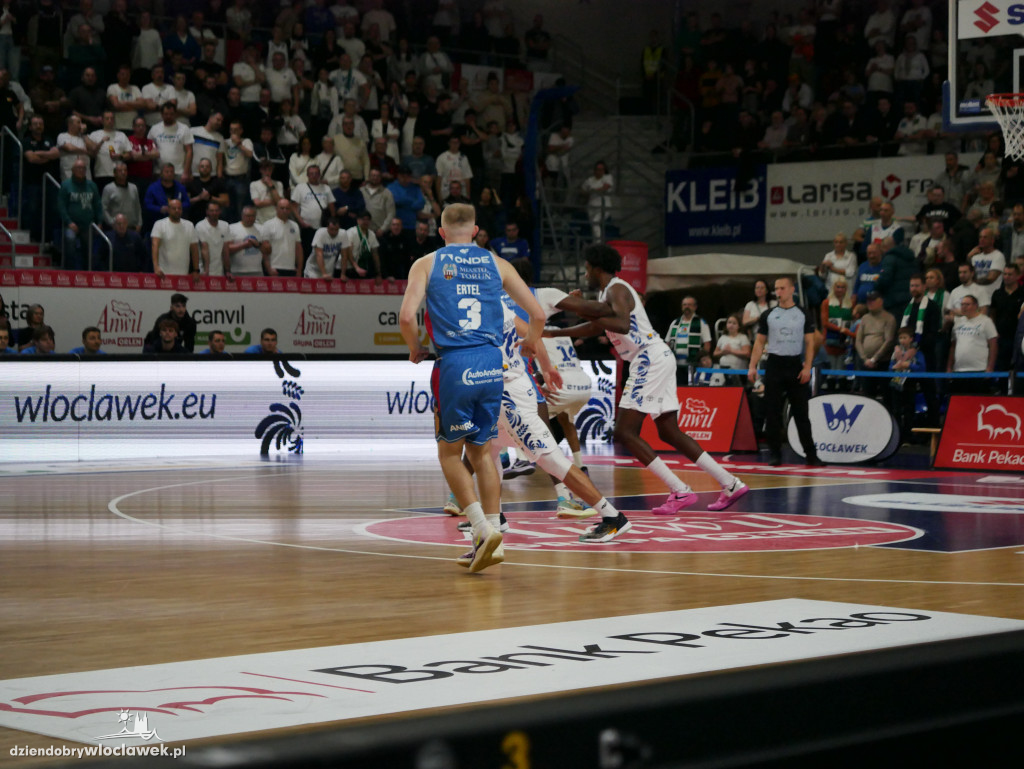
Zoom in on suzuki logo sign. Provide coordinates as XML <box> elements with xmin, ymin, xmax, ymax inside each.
<box><xmin>974</xmin><ymin>1</ymin><xmax>1000</xmax><ymax>32</ymax></box>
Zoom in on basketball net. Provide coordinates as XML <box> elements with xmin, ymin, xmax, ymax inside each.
<box><xmin>987</xmin><ymin>93</ymin><xmax>1024</xmax><ymax>162</ymax></box>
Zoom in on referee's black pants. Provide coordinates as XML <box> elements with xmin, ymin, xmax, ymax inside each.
<box><xmin>764</xmin><ymin>356</ymin><xmax>818</xmax><ymax>461</ymax></box>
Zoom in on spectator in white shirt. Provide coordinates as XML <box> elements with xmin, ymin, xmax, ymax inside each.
<box><xmin>233</xmin><ymin>43</ymin><xmax>266</xmax><ymax>104</ymax></box>
<box><xmin>266</xmin><ymin>51</ymin><xmax>299</xmax><ymax>108</ymax></box>
<box><xmin>132</xmin><ymin>11</ymin><xmax>163</xmax><ymax>74</ymax></box>
<box><xmin>330</xmin><ymin>54</ymin><xmax>368</xmax><ymax>105</ymax></box>
<box><xmin>305</xmin><ymin>217</ymin><xmax>352</xmax><ymax>280</ymax></box>
<box><xmin>148</xmin><ymin>103</ymin><xmax>194</xmax><ymax>181</ymax></box>
<box><xmin>417</xmin><ymin>36</ymin><xmax>453</xmax><ymax>91</ymax></box>
<box><xmin>291</xmin><ymin>164</ymin><xmax>335</xmax><ymax>258</ymax></box>
<box><xmin>362</xmin><ymin>0</ymin><xmax>397</xmax><ymax>43</ymax></box>
<box><xmin>88</xmin><ymin>110</ymin><xmax>131</xmax><ymax>189</ymax></box>
<box><xmin>107</xmin><ymin>65</ymin><xmax>144</xmax><ymax>132</ymax></box>
<box><xmin>893</xmin><ymin>34</ymin><xmax>929</xmax><ymax>110</ymax></box>
<box><xmin>57</xmin><ymin>114</ymin><xmax>97</xmax><ymax>181</ymax></box>
<box><xmin>225</xmin><ymin>205</ymin><xmax>267</xmax><ymax>277</ymax></box>
<box><xmin>864</xmin><ymin>0</ymin><xmax>897</xmax><ymax>49</ymax></box>
<box><xmin>140</xmin><ymin>64</ymin><xmax>176</xmax><ymax>127</ymax></box>
<box><xmin>818</xmin><ymin>233</ymin><xmax>858</xmax><ymax>290</ymax></box>
<box><xmin>435</xmin><ymin>135</ymin><xmax>472</xmax><ymax>201</ymax></box>
<box><xmin>171</xmin><ymin>72</ymin><xmax>197</xmax><ymax>126</ymax></box>
<box><xmin>261</xmin><ymin>198</ymin><xmax>304</xmax><ymax>276</ymax></box>
<box><xmin>758</xmin><ymin>111</ymin><xmax>788</xmax><ymax>150</ymax></box>
<box><xmin>190</xmin><ymin>112</ymin><xmax>225</xmax><ymax>177</ymax></box>
<box><xmin>195</xmin><ymin>201</ymin><xmax>231</xmax><ymax>276</ymax></box>
<box><xmin>151</xmin><ymin>198</ymin><xmax>199</xmax><ymax>277</ymax></box>
<box><xmin>894</xmin><ymin>100</ymin><xmax>928</xmax><ymax>155</ymax></box>
<box><xmin>250</xmin><ymin>159</ymin><xmax>285</xmax><ymax>224</ymax></box>
<box><xmin>223</xmin><ymin>120</ymin><xmax>254</xmax><ymax>218</ymax></box>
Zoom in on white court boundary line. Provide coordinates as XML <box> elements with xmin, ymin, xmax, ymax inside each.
<box><xmin>105</xmin><ymin>473</ymin><xmax>1024</xmax><ymax>588</ymax></box>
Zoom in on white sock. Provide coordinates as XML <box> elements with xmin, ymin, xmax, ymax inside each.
<box><xmin>464</xmin><ymin>501</ymin><xmax>487</xmax><ymax>537</ymax></box>
<box><xmin>647</xmin><ymin>457</ymin><xmax>689</xmax><ymax>493</ymax></box>
<box><xmin>486</xmin><ymin>513</ymin><xmax>500</xmax><ymax>528</ymax></box>
<box><xmin>573</xmin><ymin>451</ymin><xmax>583</xmax><ymax>467</ymax></box>
<box><xmin>595</xmin><ymin>497</ymin><xmax>620</xmax><ymax>520</ymax></box>
<box><xmin>696</xmin><ymin>452</ymin><xmax>737</xmax><ymax>489</ymax></box>
<box><xmin>554</xmin><ymin>482</ymin><xmax>571</xmax><ymax>499</ymax></box>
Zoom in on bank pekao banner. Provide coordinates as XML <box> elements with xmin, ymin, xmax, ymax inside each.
<box><xmin>0</xmin><ymin>359</ymin><xmax>616</xmax><ymax>462</ymax></box>
<box><xmin>1</xmin><ymin>270</ymin><xmax>412</xmax><ymax>354</ymax></box>
<box><xmin>935</xmin><ymin>396</ymin><xmax>1024</xmax><ymax>471</ymax></box>
<box><xmin>788</xmin><ymin>394</ymin><xmax>899</xmax><ymax>464</ymax></box>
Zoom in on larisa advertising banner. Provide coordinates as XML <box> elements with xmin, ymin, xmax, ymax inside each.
<box><xmin>0</xmin><ymin>271</ymin><xmax>413</xmax><ymax>354</ymax></box>
<box><xmin>0</xmin><ymin>359</ymin><xmax>617</xmax><ymax>462</ymax></box>
<box><xmin>764</xmin><ymin>155</ymin><xmax>933</xmax><ymax>243</ymax></box>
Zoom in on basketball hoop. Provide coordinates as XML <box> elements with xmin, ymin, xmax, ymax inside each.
<box><xmin>986</xmin><ymin>93</ymin><xmax>1024</xmax><ymax>162</ymax></box>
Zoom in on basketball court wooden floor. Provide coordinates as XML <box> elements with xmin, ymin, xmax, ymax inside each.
<box><xmin>1</xmin><ymin>445</ymin><xmax>1022</xmax><ymax>764</ymax></box>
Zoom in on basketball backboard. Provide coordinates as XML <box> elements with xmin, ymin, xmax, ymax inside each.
<box><xmin>945</xmin><ymin>0</ymin><xmax>1024</xmax><ymax>132</ymax></box>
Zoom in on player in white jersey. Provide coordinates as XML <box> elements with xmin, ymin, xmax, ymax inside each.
<box><xmin>457</xmin><ymin>293</ymin><xmax>632</xmax><ymax>543</ymax></box>
<box><xmin>541</xmin><ymin>332</ymin><xmax>593</xmax><ymax>478</ymax></box>
<box><xmin>555</xmin><ymin>244</ymin><xmax>749</xmax><ymax>523</ymax></box>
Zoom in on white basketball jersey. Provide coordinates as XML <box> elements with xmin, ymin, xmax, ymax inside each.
<box><xmin>597</xmin><ymin>276</ymin><xmax>663</xmax><ymax>362</ymax></box>
<box><xmin>542</xmin><ymin>335</ymin><xmax>592</xmax><ymax>390</ymax></box>
<box><xmin>500</xmin><ymin>293</ymin><xmax>528</xmax><ymax>382</ymax></box>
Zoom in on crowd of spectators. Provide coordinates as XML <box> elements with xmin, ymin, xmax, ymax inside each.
<box><xmin>667</xmin><ymin>1</ymin><xmax>1017</xmax><ymax>165</ymax></box>
<box><xmin>0</xmin><ymin>0</ymin><xmax>564</xmax><ymax>279</ymax></box>
<box><xmin>665</xmin><ymin>177</ymin><xmax>1024</xmax><ymax>434</ymax></box>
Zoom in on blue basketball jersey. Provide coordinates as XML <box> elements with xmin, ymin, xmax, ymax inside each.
<box><xmin>426</xmin><ymin>244</ymin><xmax>504</xmax><ymax>352</ymax></box>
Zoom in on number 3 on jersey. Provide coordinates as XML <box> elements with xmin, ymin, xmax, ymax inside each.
<box><xmin>458</xmin><ymin>297</ymin><xmax>482</xmax><ymax>330</ymax></box>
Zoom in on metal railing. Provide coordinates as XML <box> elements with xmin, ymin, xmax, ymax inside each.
<box><xmin>88</xmin><ymin>223</ymin><xmax>113</xmax><ymax>272</ymax></box>
<box><xmin>0</xmin><ymin>220</ymin><xmax>14</xmax><ymax>265</ymax></box>
<box><xmin>1</xmin><ymin>125</ymin><xmax>24</xmax><ymax>230</ymax></box>
<box><xmin>41</xmin><ymin>173</ymin><xmax>63</xmax><ymax>269</ymax></box>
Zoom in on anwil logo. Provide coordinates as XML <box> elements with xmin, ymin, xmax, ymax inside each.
<box><xmin>823</xmin><ymin>403</ymin><xmax>864</xmax><ymax>434</ymax></box>
<box><xmin>679</xmin><ymin>398</ymin><xmax>718</xmax><ymax>429</ymax></box>
<box><xmin>294</xmin><ymin>304</ymin><xmax>336</xmax><ymax>336</ymax></box>
<box><xmin>97</xmin><ymin>300</ymin><xmax>142</xmax><ymax>334</ymax></box>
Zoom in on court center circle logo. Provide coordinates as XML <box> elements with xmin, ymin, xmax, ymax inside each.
<box><xmin>365</xmin><ymin>511</ymin><xmax>922</xmax><ymax>554</ymax></box>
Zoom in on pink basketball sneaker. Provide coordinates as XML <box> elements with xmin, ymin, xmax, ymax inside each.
<box><xmin>652</xmin><ymin>490</ymin><xmax>698</xmax><ymax>515</ymax></box>
<box><xmin>707</xmin><ymin>481</ymin><xmax>749</xmax><ymax>511</ymax></box>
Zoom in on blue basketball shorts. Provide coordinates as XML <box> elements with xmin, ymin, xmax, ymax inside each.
<box><xmin>431</xmin><ymin>346</ymin><xmax>503</xmax><ymax>446</ymax></box>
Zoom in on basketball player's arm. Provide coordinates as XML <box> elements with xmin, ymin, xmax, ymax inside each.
<box><xmin>513</xmin><ymin>316</ymin><xmax>562</xmax><ymax>392</ymax></box>
<box><xmin>498</xmin><ymin>258</ymin><xmax>545</xmax><ymax>357</ymax></box>
<box><xmin>399</xmin><ymin>256</ymin><xmax>430</xmax><ymax>363</ymax></box>
<box><xmin>554</xmin><ymin>294</ymin><xmax>614</xmax><ymax>319</ymax></box>
<box><xmin>545</xmin><ymin>320</ymin><xmax>603</xmax><ymax>339</ymax></box>
<box><xmin>589</xmin><ymin>282</ymin><xmax>633</xmax><ymax>335</ymax></box>
<box><xmin>748</xmin><ymin>333</ymin><xmax>767</xmax><ymax>383</ymax></box>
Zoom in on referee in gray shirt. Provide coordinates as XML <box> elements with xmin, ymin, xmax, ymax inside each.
<box><xmin>748</xmin><ymin>276</ymin><xmax>823</xmax><ymax>466</ymax></box>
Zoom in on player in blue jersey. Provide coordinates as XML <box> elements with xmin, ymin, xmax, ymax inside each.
<box><xmin>553</xmin><ymin>244</ymin><xmax>749</xmax><ymax>524</ymax></box>
<box><xmin>400</xmin><ymin>203</ymin><xmax>547</xmax><ymax>573</ymax></box>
